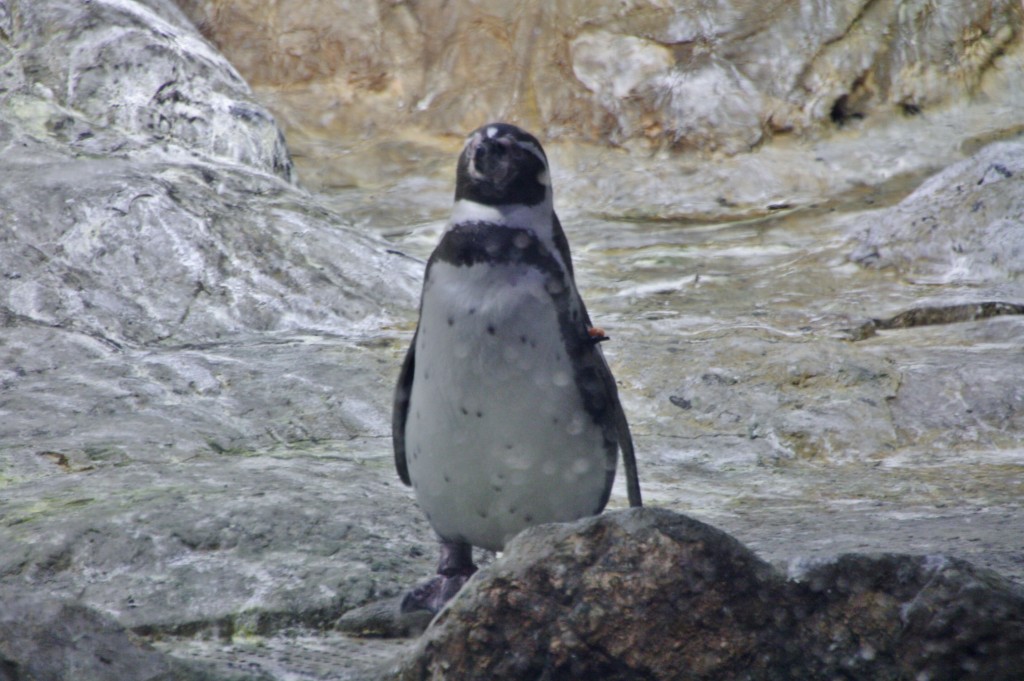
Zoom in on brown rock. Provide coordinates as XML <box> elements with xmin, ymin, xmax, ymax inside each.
<box><xmin>177</xmin><ymin>0</ymin><xmax>1023</xmax><ymax>154</ymax></box>
<box><xmin>385</xmin><ymin>508</ymin><xmax>1024</xmax><ymax>680</ymax></box>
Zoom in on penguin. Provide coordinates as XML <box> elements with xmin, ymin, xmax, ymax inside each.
<box><xmin>393</xmin><ymin>122</ymin><xmax>641</xmax><ymax>614</ymax></box>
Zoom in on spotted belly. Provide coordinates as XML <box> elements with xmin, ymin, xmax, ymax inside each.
<box><xmin>404</xmin><ymin>260</ymin><xmax>612</xmax><ymax>552</ymax></box>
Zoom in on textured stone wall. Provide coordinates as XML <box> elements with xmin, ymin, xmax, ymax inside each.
<box><xmin>176</xmin><ymin>0</ymin><xmax>1022</xmax><ymax>151</ymax></box>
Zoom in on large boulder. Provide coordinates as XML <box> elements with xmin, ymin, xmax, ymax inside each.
<box><xmin>387</xmin><ymin>508</ymin><xmax>1024</xmax><ymax>681</ymax></box>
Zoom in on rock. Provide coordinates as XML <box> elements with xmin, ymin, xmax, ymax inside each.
<box><xmin>335</xmin><ymin>596</ymin><xmax>434</xmax><ymax>639</ymax></box>
<box><xmin>655</xmin><ymin>305</ymin><xmax>1024</xmax><ymax>463</ymax></box>
<box><xmin>0</xmin><ymin>448</ymin><xmax>438</xmax><ymax>638</ymax></box>
<box><xmin>0</xmin><ymin>0</ymin><xmax>419</xmax><ymax>464</ymax></box>
<box><xmin>0</xmin><ymin>159</ymin><xmax>410</xmax><ymax>346</ymax></box>
<box><xmin>385</xmin><ymin>508</ymin><xmax>1024</xmax><ymax>681</ymax></box>
<box><xmin>0</xmin><ymin>0</ymin><xmax>417</xmax><ymax>347</ymax></box>
<box><xmin>789</xmin><ymin>553</ymin><xmax>1024</xmax><ymax>681</ymax></box>
<box><xmin>0</xmin><ymin>0</ymin><xmax>424</xmax><ymax>665</ymax></box>
<box><xmin>850</xmin><ymin>140</ymin><xmax>1024</xmax><ymax>283</ymax></box>
<box><xmin>8</xmin><ymin>0</ymin><xmax>293</xmax><ymax>180</ymax></box>
<box><xmin>882</xmin><ymin>322</ymin><xmax>1024</xmax><ymax>450</ymax></box>
<box><xmin>177</xmin><ymin>0</ymin><xmax>1023</xmax><ymax>153</ymax></box>
<box><xmin>0</xmin><ymin>589</ymin><xmax>234</xmax><ymax>681</ymax></box>
<box><xmin>871</xmin><ymin>302</ymin><xmax>1024</xmax><ymax>331</ymax></box>
<box><xmin>664</xmin><ymin>336</ymin><xmax>900</xmax><ymax>463</ymax></box>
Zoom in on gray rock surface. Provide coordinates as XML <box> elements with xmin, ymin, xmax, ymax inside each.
<box><xmin>850</xmin><ymin>139</ymin><xmax>1024</xmax><ymax>284</ymax></box>
<box><xmin>0</xmin><ymin>0</ymin><xmax>420</xmax><ymax>669</ymax></box>
<box><xmin>4</xmin><ymin>0</ymin><xmax>293</xmax><ymax>180</ymax></box>
<box><xmin>0</xmin><ymin>450</ymin><xmax>433</xmax><ymax>637</ymax></box>
<box><xmin>0</xmin><ymin>589</ymin><xmax>232</xmax><ymax>681</ymax></box>
<box><xmin>0</xmin><ymin>0</ymin><xmax>418</xmax><ymax>465</ymax></box>
<box><xmin>385</xmin><ymin>509</ymin><xmax>1024</xmax><ymax>681</ymax></box>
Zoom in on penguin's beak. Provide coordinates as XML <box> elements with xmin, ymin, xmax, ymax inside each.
<box><xmin>467</xmin><ymin>134</ymin><xmax>513</xmax><ymax>185</ymax></box>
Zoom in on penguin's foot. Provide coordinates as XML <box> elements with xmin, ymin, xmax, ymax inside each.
<box><xmin>400</xmin><ymin>539</ymin><xmax>477</xmax><ymax>615</ymax></box>
<box><xmin>399</xmin><ymin>573</ymin><xmax>472</xmax><ymax>614</ymax></box>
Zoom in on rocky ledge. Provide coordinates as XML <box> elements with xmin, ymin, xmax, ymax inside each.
<box><xmin>385</xmin><ymin>509</ymin><xmax>1024</xmax><ymax>681</ymax></box>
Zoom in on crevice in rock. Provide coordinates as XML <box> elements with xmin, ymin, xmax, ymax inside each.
<box><xmin>874</xmin><ymin>301</ymin><xmax>1024</xmax><ymax>330</ymax></box>
<box><xmin>0</xmin><ymin>304</ymin><xmax>126</xmax><ymax>351</ymax></box>
<box><xmin>848</xmin><ymin>301</ymin><xmax>1024</xmax><ymax>340</ymax></box>
<box><xmin>131</xmin><ymin>601</ymin><xmax>356</xmax><ymax>642</ymax></box>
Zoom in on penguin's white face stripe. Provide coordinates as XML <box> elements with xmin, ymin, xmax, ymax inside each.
<box><xmin>512</xmin><ymin>139</ymin><xmax>547</xmax><ymax>167</ymax></box>
<box><xmin>466</xmin><ymin>133</ymin><xmax>488</xmax><ymax>182</ymax></box>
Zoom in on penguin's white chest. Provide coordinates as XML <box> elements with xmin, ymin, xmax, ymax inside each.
<box><xmin>405</xmin><ymin>259</ymin><xmax>610</xmax><ymax>551</ymax></box>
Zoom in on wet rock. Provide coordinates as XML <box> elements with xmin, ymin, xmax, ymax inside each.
<box><xmin>0</xmin><ymin>589</ymin><xmax>232</xmax><ymax>681</ymax></box>
<box><xmin>386</xmin><ymin>508</ymin><xmax>1024</xmax><ymax>681</ymax></box>
<box><xmin>789</xmin><ymin>553</ymin><xmax>1024</xmax><ymax>681</ymax></box>
<box><xmin>850</xmin><ymin>140</ymin><xmax>1024</xmax><ymax>283</ymax></box>
<box><xmin>177</xmin><ymin>0</ymin><xmax>1023</xmax><ymax>153</ymax></box>
<box><xmin>0</xmin><ymin>159</ymin><xmax>411</xmax><ymax>347</ymax></box>
<box><xmin>1</xmin><ymin>0</ymin><xmax>415</xmax><ymax>341</ymax></box>
<box><xmin>882</xmin><ymin>324</ymin><xmax>1024</xmax><ymax>450</ymax></box>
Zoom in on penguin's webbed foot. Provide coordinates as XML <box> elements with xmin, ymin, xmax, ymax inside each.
<box><xmin>400</xmin><ymin>539</ymin><xmax>477</xmax><ymax>615</ymax></box>
<box><xmin>399</xmin><ymin>572</ymin><xmax>472</xmax><ymax>614</ymax></box>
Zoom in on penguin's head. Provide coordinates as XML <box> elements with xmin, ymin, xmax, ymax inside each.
<box><xmin>455</xmin><ymin>123</ymin><xmax>550</xmax><ymax>207</ymax></box>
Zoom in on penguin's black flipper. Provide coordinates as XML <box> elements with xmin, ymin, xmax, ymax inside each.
<box><xmin>573</xmin><ymin>292</ymin><xmax>642</xmax><ymax>510</ymax></box>
<box><xmin>593</xmin><ymin>343</ymin><xmax>642</xmax><ymax>509</ymax></box>
<box><xmin>551</xmin><ymin>213</ymin><xmax>575</xmax><ymax>282</ymax></box>
<box><xmin>392</xmin><ymin>330</ymin><xmax>417</xmax><ymax>486</ymax></box>
<box><xmin>616</xmin><ymin>403</ymin><xmax>642</xmax><ymax>508</ymax></box>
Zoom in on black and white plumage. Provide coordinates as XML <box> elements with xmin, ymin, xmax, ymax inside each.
<box><xmin>393</xmin><ymin>123</ymin><xmax>641</xmax><ymax>613</ymax></box>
